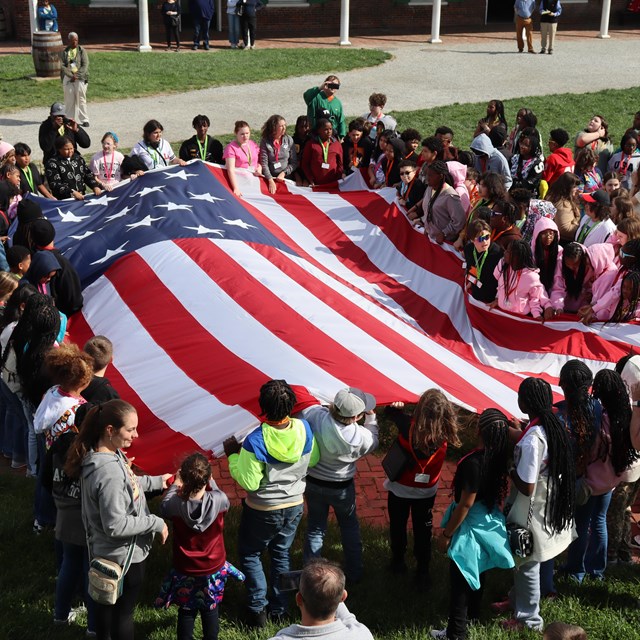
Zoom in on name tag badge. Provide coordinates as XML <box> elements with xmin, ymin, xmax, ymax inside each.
<box><xmin>461</xmin><ymin>261</ymin><xmax>467</xmax><ymax>269</ymax></box>
<box><xmin>414</xmin><ymin>473</ymin><xmax>430</xmax><ymax>484</ymax></box>
<box><xmin>273</xmin><ymin>162</ymin><xmax>282</xmax><ymax>169</ymax></box>
<box><xmin>476</xmin><ymin>280</ymin><xmax>483</xmax><ymax>289</ymax></box>
<box><xmin>467</xmin><ymin>274</ymin><xmax>477</xmax><ymax>285</ymax></box>
<box><xmin>321</xmin><ymin>162</ymin><xmax>331</xmax><ymax>169</ymax></box>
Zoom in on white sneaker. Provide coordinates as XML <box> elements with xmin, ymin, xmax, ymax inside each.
<box><xmin>430</xmin><ymin>630</ymin><xmax>448</xmax><ymax>639</ymax></box>
<box><xmin>54</xmin><ymin>610</ymin><xmax>77</xmax><ymax>625</ymax></box>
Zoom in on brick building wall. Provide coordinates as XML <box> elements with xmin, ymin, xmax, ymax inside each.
<box><xmin>4</xmin><ymin>0</ymin><xmax>635</xmax><ymax>43</ymax></box>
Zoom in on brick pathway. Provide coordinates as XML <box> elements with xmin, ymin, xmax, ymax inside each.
<box><xmin>210</xmin><ymin>453</ymin><xmax>457</xmax><ymax>528</ymax></box>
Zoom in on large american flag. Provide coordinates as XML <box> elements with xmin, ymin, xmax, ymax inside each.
<box><xmin>32</xmin><ymin>162</ymin><xmax>638</xmax><ymax>474</ymax></box>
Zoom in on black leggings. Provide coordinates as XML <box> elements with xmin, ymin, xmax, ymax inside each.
<box><xmin>447</xmin><ymin>561</ymin><xmax>486</xmax><ymax>640</ymax></box>
<box><xmin>94</xmin><ymin>560</ymin><xmax>146</xmax><ymax>640</ymax></box>
<box><xmin>178</xmin><ymin>607</ymin><xmax>219</xmax><ymax>640</ymax></box>
<box><xmin>387</xmin><ymin>491</ymin><xmax>435</xmax><ymax>572</ymax></box>
<box><xmin>165</xmin><ymin>24</ymin><xmax>180</xmax><ymax>47</ymax></box>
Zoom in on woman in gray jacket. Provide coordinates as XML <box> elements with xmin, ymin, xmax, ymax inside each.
<box><xmin>65</xmin><ymin>399</ymin><xmax>171</xmax><ymax>640</ymax></box>
<box><xmin>260</xmin><ymin>114</ymin><xmax>298</xmax><ymax>194</ymax></box>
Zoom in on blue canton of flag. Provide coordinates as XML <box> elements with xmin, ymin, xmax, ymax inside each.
<box><xmin>32</xmin><ymin>161</ymin><xmax>291</xmax><ymax>288</ymax></box>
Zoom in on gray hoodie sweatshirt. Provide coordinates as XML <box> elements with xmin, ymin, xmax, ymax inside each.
<box><xmin>81</xmin><ymin>450</ymin><xmax>165</xmax><ymax>564</ymax></box>
<box><xmin>470</xmin><ymin>133</ymin><xmax>513</xmax><ymax>189</ymax></box>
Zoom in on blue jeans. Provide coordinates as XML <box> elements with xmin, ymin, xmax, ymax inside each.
<box><xmin>22</xmin><ymin>397</ymin><xmax>38</xmax><ymax>476</ymax></box>
<box><xmin>566</xmin><ymin>490</ymin><xmax>613</xmax><ymax>582</ymax></box>
<box><xmin>55</xmin><ymin>541</ymin><xmax>96</xmax><ymax>633</ymax></box>
<box><xmin>227</xmin><ymin>13</ymin><xmax>240</xmax><ymax>45</ymax></box>
<box><xmin>304</xmin><ymin>480</ymin><xmax>362</xmax><ymax>581</ymax></box>
<box><xmin>238</xmin><ymin>501</ymin><xmax>303</xmax><ymax>615</ymax></box>
<box><xmin>193</xmin><ymin>17</ymin><xmax>211</xmax><ymax>45</ymax></box>
<box><xmin>512</xmin><ymin>560</ymin><xmax>543</xmax><ymax>630</ymax></box>
<box><xmin>0</xmin><ymin>380</ymin><xmax>27</xmax><ymax>466</ymax></box>
<box><xmin>539</xmin><ymin>558</ymin><xmax>556</xmax><ymax>596</ymax></box>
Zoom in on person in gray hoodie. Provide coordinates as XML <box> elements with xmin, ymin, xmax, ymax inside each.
<box><xmin>298</xmin><ymin>387</ymin><xmax>378</xmax><ymax>583</ymax></box>
<box><xmin>470</xmin><ymin>133</ymin><xmax>513</xmax><ymax>190</ymax></box>
<box><xmin>65</xmin><ymin>399</ymin><xmax>171</xmax><ymax>640</ymax></box>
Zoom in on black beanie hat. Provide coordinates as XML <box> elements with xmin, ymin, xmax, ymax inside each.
<box><xmin>17</xmin><ymin>199</ymin><xmax>44</xmax><ymax>225</ymax></box>
<box><xmin>31</xmin><ymin>218</ymin><xmax>56</xmax><ymax>248</ymax></box>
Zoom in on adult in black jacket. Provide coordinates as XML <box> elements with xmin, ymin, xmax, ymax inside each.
<box><xmin>38</xmin><ymin>102</ymin><xmax>91</xmax><ymax>163</ymax></box>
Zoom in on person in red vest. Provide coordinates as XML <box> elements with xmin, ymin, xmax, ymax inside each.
<box><xmin>156</xmin><ymin>452</ymin><xmax>244</xmax><ymax>640</ymax></box>
<box><xmin>383</xmin><ymin>389</ymin><xmax>460</xmax><ymax>590</ymax></box>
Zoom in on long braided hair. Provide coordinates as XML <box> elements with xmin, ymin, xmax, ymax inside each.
<box><xmin>14</xmin><ymin>301</ymin><xmax>61</xmax><ymax>406</ymax></box>
<box><xmin>559</xmin><ymin>360</ymin><xmax>597</xmax><ymax>476</ymax></box>
<box><xmin>562</xmin><ymin>243</ymin><xmax>588</xmax><ymax>300</ymax></box>
<box><xmin>592</xmin><ymin>369</ymin><xmax>640</xmax><ymax>475</ymax></box>
<box><xmin>518</xmin><ymin>377</ymin><xmax>575</xmax><ymax>533</ymax></box>
<box><xmin>0</xmin><ymin>293</ymin><xmax>53</xmax><ymax>372</ymax></box>
<box><xmin>608</xmin><ymin>270</ymin><xmax>640</xmax><ymax>324</ymax></box>
<box><xmin>258</xmin><ymin>379</ymin><xmax>296</xmax><ymax>421</ymax></box>
<box><xmin>477</xmin><ymin>408</ymin><xmax>511</xmax><ymax>508</ymax></box>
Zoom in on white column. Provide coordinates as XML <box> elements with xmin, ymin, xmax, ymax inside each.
<box><xmin>429</xmin><ymin>0</ymin><xmax>442</xmax><ymax>44</ymax></box>
<box><xmin>598</xmin><ymin>0</ymin><xmax>611</xmax><ymax>38</ymax></box>
<box><xmin>28</xmin><ymin>0</ymin><xmax>38</xmax><ymax>39</ymax></box>
<box><xmin>139</xmin><ymin>0</ymin><xmax>152</xmax><ymax>51</ymax></box>
<box><xmin>339</xmin><ymin>0</ymin><xmax>351</xmax><ymax>46</ymax></box>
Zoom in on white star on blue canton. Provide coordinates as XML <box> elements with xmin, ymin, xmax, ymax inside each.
<box><xmin>220</xmin><ymin>217</ymin><xmax>256</xmax><ymax>230</ymax></box>
<box><xmin>83</xmin><ymin>194</ymin><xmax>118</xmax><ymax>207</ymax></box>
<box><xmin>58</xmin><ymin>208</ymin><xmax>89</xmax><ymax>223</ymax></box>
<box><xmin>188</xmin><ymin>192</ymin><xmax>225</xmax><ymax>203</ymax></box>
<box><xmin>90</xmin><ymin>242</ymin><xmax>128</xmax><ymax>265</ymax></box>
<box><xmin>184</xmin><ymin>225</ymin><xmax>225</xmax><ymax>236</ymax></box>
<box><xmin>132</xmin><ymin>186</ymin><xmax>165</xmax><ymax>197</ymax></box>
<box><xmin>126</xmin><ymin>215</ymin><xmax>165</xmax><ymax>231</ymax></box>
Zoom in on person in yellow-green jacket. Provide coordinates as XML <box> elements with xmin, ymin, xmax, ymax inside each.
<box><xmin>223</xmin><ymin>379</ymin><xmax>319</xmax><ymax>629</ymax></box>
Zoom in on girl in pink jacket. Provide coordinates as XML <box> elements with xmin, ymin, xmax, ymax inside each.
<box><xmin>549</xmin><ymin>242</ymin><xmax>616</xmax><ymax>315</ymax></box>
<box><xmin>602</xmin><ymin>270</ymin><xmax>640</xmax><ymax>324</ymax></box>
<box><xmin>491</xmin><ymin>239</ymin><xmax>549</xmax><ymax>318</ymax></box>
<box><xmin>582</xmin><ymin>239</ymin><xmax>640</xmax><ymax>323</ymax></box>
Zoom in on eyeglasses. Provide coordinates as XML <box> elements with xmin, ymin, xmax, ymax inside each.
<box><xmin>399</xmin><ymin>171</ymin><xmax>414</xmax><ymax>176</ymax></box>
<box><xmin>475</xmin><ymin>234</ymin><xmax>491</xmax><ymax>242</ymax></box>
<box><xmin>491</xmin><ymin>211</ymin><xmax>504</xmax><ymax>217</ymax></box>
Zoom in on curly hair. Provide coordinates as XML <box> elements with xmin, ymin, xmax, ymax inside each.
<box><xmin>412</xmin><ymin>388</ymin><xmax>460</xmax><ymax>452</ymax></box>
<box><xmin>178</xmin><ymin>452</ymin><xmax>212</xmax><ymax>499</ymax></box>
<box><xmin>261</xmin><ymin>114</ymin><xmax>286</xmax><ymax>142</ymax></box>
<box><xmin>45</xmin><ymin>342</ymin><xmax>94</xmax><ymax>391</ymax></box>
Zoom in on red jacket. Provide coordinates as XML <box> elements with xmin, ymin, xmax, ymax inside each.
<box><xmin>396</xmin><ymin>432</ymin><xmax>447</xmax><ymax>489</ymax></box>
<box><xmin>543</xmin><ymin>147</ymin><xmax>575</xmax><ymax>185</ymax></box>
<box><xmin>301</xmin><ymin>138</ymin><xmax>343</xmax><ymax>185</ymax></box>
<box><xmin>172</xmin><ymin>512</ymin><xmax>226</xmax><ymax>576</ymax></box>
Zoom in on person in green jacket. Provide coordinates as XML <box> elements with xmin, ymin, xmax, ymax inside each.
<box><xmin>303</xmin><ymin>76</ymin><xmax>346</xmax><ymax>140</ymax></box>
<box><xmin>223</xmin><ymin>379</ymin><xmax>319</xmax><ymax>628</ymax></box>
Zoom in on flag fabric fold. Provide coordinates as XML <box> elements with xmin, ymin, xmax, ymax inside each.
<box><xmin>28</xmin><ymin>161</ymin><xmax>635</xmax><ymax>474</ymax></box>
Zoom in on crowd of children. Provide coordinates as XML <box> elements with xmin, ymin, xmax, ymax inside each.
<box><xmin>1</xmin><ymin>89</ymin><xmax>640</xmax><ymax>640</ymax></box>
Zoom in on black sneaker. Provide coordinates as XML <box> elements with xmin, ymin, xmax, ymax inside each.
<box><xmin>245</xmin><ymin>608</ymin><xmax>267</xmax><ymax>628</ymax></box>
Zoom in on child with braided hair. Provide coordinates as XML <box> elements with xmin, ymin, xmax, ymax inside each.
<box><xmin>430</xmin><ymin>409</ymin><xmax>514</xmax><ymax>640</ymax></box>
<box><xmin>500</xmin><ymin>377</ymin><xmax>575</xmax><ymax>632</ymax></box>
<box><xmin>156</xmin><ymin>452</ymin><xmax>244</xmax><ymax>640</ymax></box>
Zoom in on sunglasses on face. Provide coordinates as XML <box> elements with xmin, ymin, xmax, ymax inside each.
<box><xmin>620</xmin><ymin>250</ymin><xmax>634</xmax><ymax>259</ymax></box>
<box><xmin>491</xmin><ymin>211</ymin><xmax>504</xmax><ymax>217</ymax></box>
<box><xmin>475</xmin><ymin>234</ymin><xmax>491</xmax><ymax>242</ymax></box>
<box><xmin>399</xmin><ymin>171</ymin><xmax>414</xmax><ymax>176</ymax></box>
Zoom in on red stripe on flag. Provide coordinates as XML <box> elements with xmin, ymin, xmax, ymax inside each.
<box><xmin>68</xmin><ymin>312</ymin><xmax>205</xmax><ymax>474</ymax></box>
<box><xmin>175</xmin><ymin>238</ymin><xmax>413</xmax><ymax>400</ymax></box>
<box><xmin>247</xmin><ymin>241</ymin><xmax>520</xmax><ymax>409</ymax></box>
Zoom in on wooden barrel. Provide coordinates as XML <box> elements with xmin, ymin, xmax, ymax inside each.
<box><xmin>32</xmin><ymin>31</ymin><xmax>64</xmax><ymax>78</ymax></box>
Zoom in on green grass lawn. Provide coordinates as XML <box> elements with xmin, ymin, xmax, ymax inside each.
<box><xmin>0</xmin><ymin>49</ymin><xmax>390</xmax><ymax>114</ymax></box>
<box><xmin>387</xmin><ymin>88</ymin><xmax>639</xmax><ymax>153</ymax></box>
<box><xmin>2</xmin><ymin>470</ymin><xmax>639</xmax><ymax>640</ymax></box>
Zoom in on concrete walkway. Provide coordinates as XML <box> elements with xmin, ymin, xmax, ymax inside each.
<box><xmin>1</xmin><ymin>28</ymin><xmax>639</xmax><ymax>156</ymax></box>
